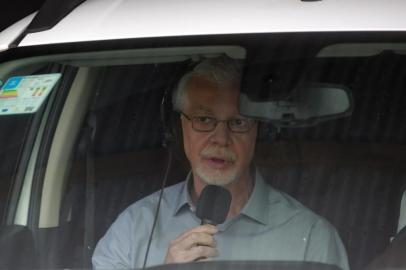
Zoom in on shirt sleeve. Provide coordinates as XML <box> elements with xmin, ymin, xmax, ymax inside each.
<box><xmin>92</xmin><ymin>210</ymin><xmax>134</xmax><ymax>270</ymax></box>
<box><xmin>304</xmin><ymin>218</ymin><xmax>350</xmax><ymax>270</ymax></box>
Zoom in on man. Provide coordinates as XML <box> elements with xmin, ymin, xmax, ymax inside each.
<box><xmin>92</xmin><ymin>56</ymin><xmax>349</xmax><ymax>270</ymax></box>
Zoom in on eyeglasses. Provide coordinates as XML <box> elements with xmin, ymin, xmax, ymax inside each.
<box><xmin>179</xmin><ymin>111</ymin><xmax>256</xmax><ymax>133</ymax></box>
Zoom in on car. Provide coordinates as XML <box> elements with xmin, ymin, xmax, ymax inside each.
<box><xmin>0</xmin><ymin>0</ymin><xmax>405</xmax><ymax>269</ymax></box>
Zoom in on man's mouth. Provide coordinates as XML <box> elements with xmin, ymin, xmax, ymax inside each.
<box><xmin>200</xmin><ymin>147</ymin><xmax>237</xmax><ymax>169</ymax></box>
<box><xmin>203</xmin><ymin>156</ymin><xmax>232</xmax><ymax>168</ymax></box>
<box><xmin>209</xmin><ymin>157</ymin><xmax>227</xmax><ymax>164</ymax></box>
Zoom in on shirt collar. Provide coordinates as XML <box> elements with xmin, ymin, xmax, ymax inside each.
<box><xmin>172</xmin><ymin>168</ymin><xmax>279</xmax><ymax>226</ymax></box>
<box><xmin>173</xmin><ymin>172</ymin><xmax>194</xmax><ymax>216</ymax></box>
<box><xmin>239</xmin><ymin>168</ymin><xmax>272</xmax><ymax>225</ymax></box>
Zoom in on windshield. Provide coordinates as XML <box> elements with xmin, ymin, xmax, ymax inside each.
<box><xmin>0</xmin><ymin>34</ymin><xmax>405</xmax><ymax>270</ymax></box>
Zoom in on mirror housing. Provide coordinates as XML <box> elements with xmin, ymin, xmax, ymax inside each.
<box><xmin>240</xmin><ymin>83</ymin><xmax>353</xmax><ymax>127</ymax></box>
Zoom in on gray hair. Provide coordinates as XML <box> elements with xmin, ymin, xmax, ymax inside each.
<box><xmin>172</xmin><ymin>55</ymin><xmax>243</xmax><ymax>111</ymax></box>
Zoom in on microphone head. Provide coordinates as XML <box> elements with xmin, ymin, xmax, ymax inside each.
<box><xmin>196</xmin><ymin>185</ymin><xmax>232</xmax><ymax>225</ymax></box>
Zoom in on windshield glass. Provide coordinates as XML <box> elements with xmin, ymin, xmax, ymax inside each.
<box><xmin>0</xmin><ymin>34</ymin><xmax>405</xmax><ymax>270</ymax></box>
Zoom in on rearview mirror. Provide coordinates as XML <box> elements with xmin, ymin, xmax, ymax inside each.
<box><xmin>240</xmin><ymin>83</ymin><xmax>353</xmax><ymax>127</ymax></box>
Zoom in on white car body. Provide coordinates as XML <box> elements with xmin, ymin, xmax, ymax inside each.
<box><xmin>1</xmin><ymin>0</ymin><xmax>406</xmax><ymax>51</ymax></box>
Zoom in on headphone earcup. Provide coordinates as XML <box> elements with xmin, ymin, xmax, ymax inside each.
<box><xmin>170</xmin><ymin>112</ymin><xmax>183</xmax><ymax>148</ymax></box>
<box><xmin>169</xmin><ymin>112</ymin><xmax>190</xmax><ymax>180</ymax></box>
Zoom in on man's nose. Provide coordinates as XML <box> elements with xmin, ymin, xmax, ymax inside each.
<box><xmin>209</xmin><ymin>121</ymin><xmax>231</xmax><ymax>146</ymax></box>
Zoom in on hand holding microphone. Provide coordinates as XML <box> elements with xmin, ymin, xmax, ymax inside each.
<box><xmin>164</xmin><ymin>185</ymin><xmax>231</xmax><ymax>264</ymax></box>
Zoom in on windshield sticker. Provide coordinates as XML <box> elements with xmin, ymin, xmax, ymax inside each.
<box><xmin>0</xmin><ymin>74</ymin><xmax>61</xmax><ymax>115</ymax></box>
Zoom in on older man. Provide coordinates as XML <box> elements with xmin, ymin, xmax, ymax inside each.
<box><xmin>92</xmin><ymin>56</ymin><xmax>349</xmax><ymax>270</ymax></box>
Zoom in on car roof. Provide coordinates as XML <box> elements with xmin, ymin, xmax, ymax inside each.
<box><xmin>2</xmin><ymin>0</ymin><xmax>406</xmax><ymax>50</ymax></box>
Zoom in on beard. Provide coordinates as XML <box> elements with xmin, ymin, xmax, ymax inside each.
<box><xmin>195</xmin><ymin>146</ymin><xmax>238</xmax><ymax>186</ymax></box>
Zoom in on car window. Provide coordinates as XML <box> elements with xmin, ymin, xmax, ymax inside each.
<box><xmin>0</xmin><ymin>35</ymin><xmax>405</xmax><ymax>270</ymax></box>
<box><xmin>0</xmin><ymin>63</ymin><xmax>75</xmax><ymax>223</ymax></box>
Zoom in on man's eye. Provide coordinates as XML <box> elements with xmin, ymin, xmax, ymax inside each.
<box><xmin>230</xmin><ymin>119</ymin><xmax>248</xmax><ymax>127</ymax></box>
<box><xmin>195</xmin><ymin>116</ymin><xmax>214</xmax><ymax>124</ymax></box>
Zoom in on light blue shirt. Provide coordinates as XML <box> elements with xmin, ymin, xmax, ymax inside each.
<box><xmin>92</xmin><ymin>171</ymin><xmax>349</xmax><ymax>270</ymax></box>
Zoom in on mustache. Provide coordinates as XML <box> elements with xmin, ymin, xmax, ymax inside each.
<box><xmin>201</xmin><ymin>147</ymin><xmax>237</xmax><ymax>162</ymax></box>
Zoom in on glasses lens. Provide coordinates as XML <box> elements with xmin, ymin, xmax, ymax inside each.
<box><xmin>228</xmin><ymin>118</ymin><xmax>253</xmax><ymax>132</ymax></box>
<box><xmin>192</xmin><ymin>116</ymin><xmax>216</xmax><ymax>131</ymax></box>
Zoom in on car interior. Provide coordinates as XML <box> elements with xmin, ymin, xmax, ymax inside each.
<box><xmin>0</xmin><ymin>40</ymin><xmax>406</xmax><ymax>270</ymax></box>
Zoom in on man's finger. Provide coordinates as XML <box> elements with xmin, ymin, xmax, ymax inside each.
<box><xmin>165</xmin><ymin>225</ymin><xmax>219</xmax><ymax>264</ymax></box>
<box><xmin>165</xmin><ymin>244</ymin><xmax>218</xmax><ymax>263</ymax></box>
<box><xmin>187</xmin><ymin>246</ymin><xmax>219</xmax><ymax>262</ymax></box>
<box><xmin>177</xmin><ymin>232</ymin><xmax>217</xmax><ymax>250</ymax></box>
<box><xmin>172</xmin><ymin>225</ymin><xmax>218</xmax><ymax>244</ymax></box>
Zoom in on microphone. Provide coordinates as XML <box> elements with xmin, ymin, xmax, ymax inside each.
<box><xmin>196</xmin><ymin>185</ymin><xmax>232</xmax><ymax>225</ymax></box>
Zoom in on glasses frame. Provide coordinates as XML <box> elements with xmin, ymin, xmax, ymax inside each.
<box><xmin>179</xmin><ymin>111</ymin><xmax>256</xmax><ymax>133</ymax></box>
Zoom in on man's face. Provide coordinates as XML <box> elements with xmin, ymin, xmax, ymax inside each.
<box><xmin>181</xmin><ymin>76</ymin><xmax>257</xmax><ymax>187</ymax></box>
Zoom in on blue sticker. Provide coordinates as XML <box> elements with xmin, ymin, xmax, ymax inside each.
<box><xmin>2</xmin><ymin>77</ymin><xmax>23</xmax><ymax>90</ymax></box>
